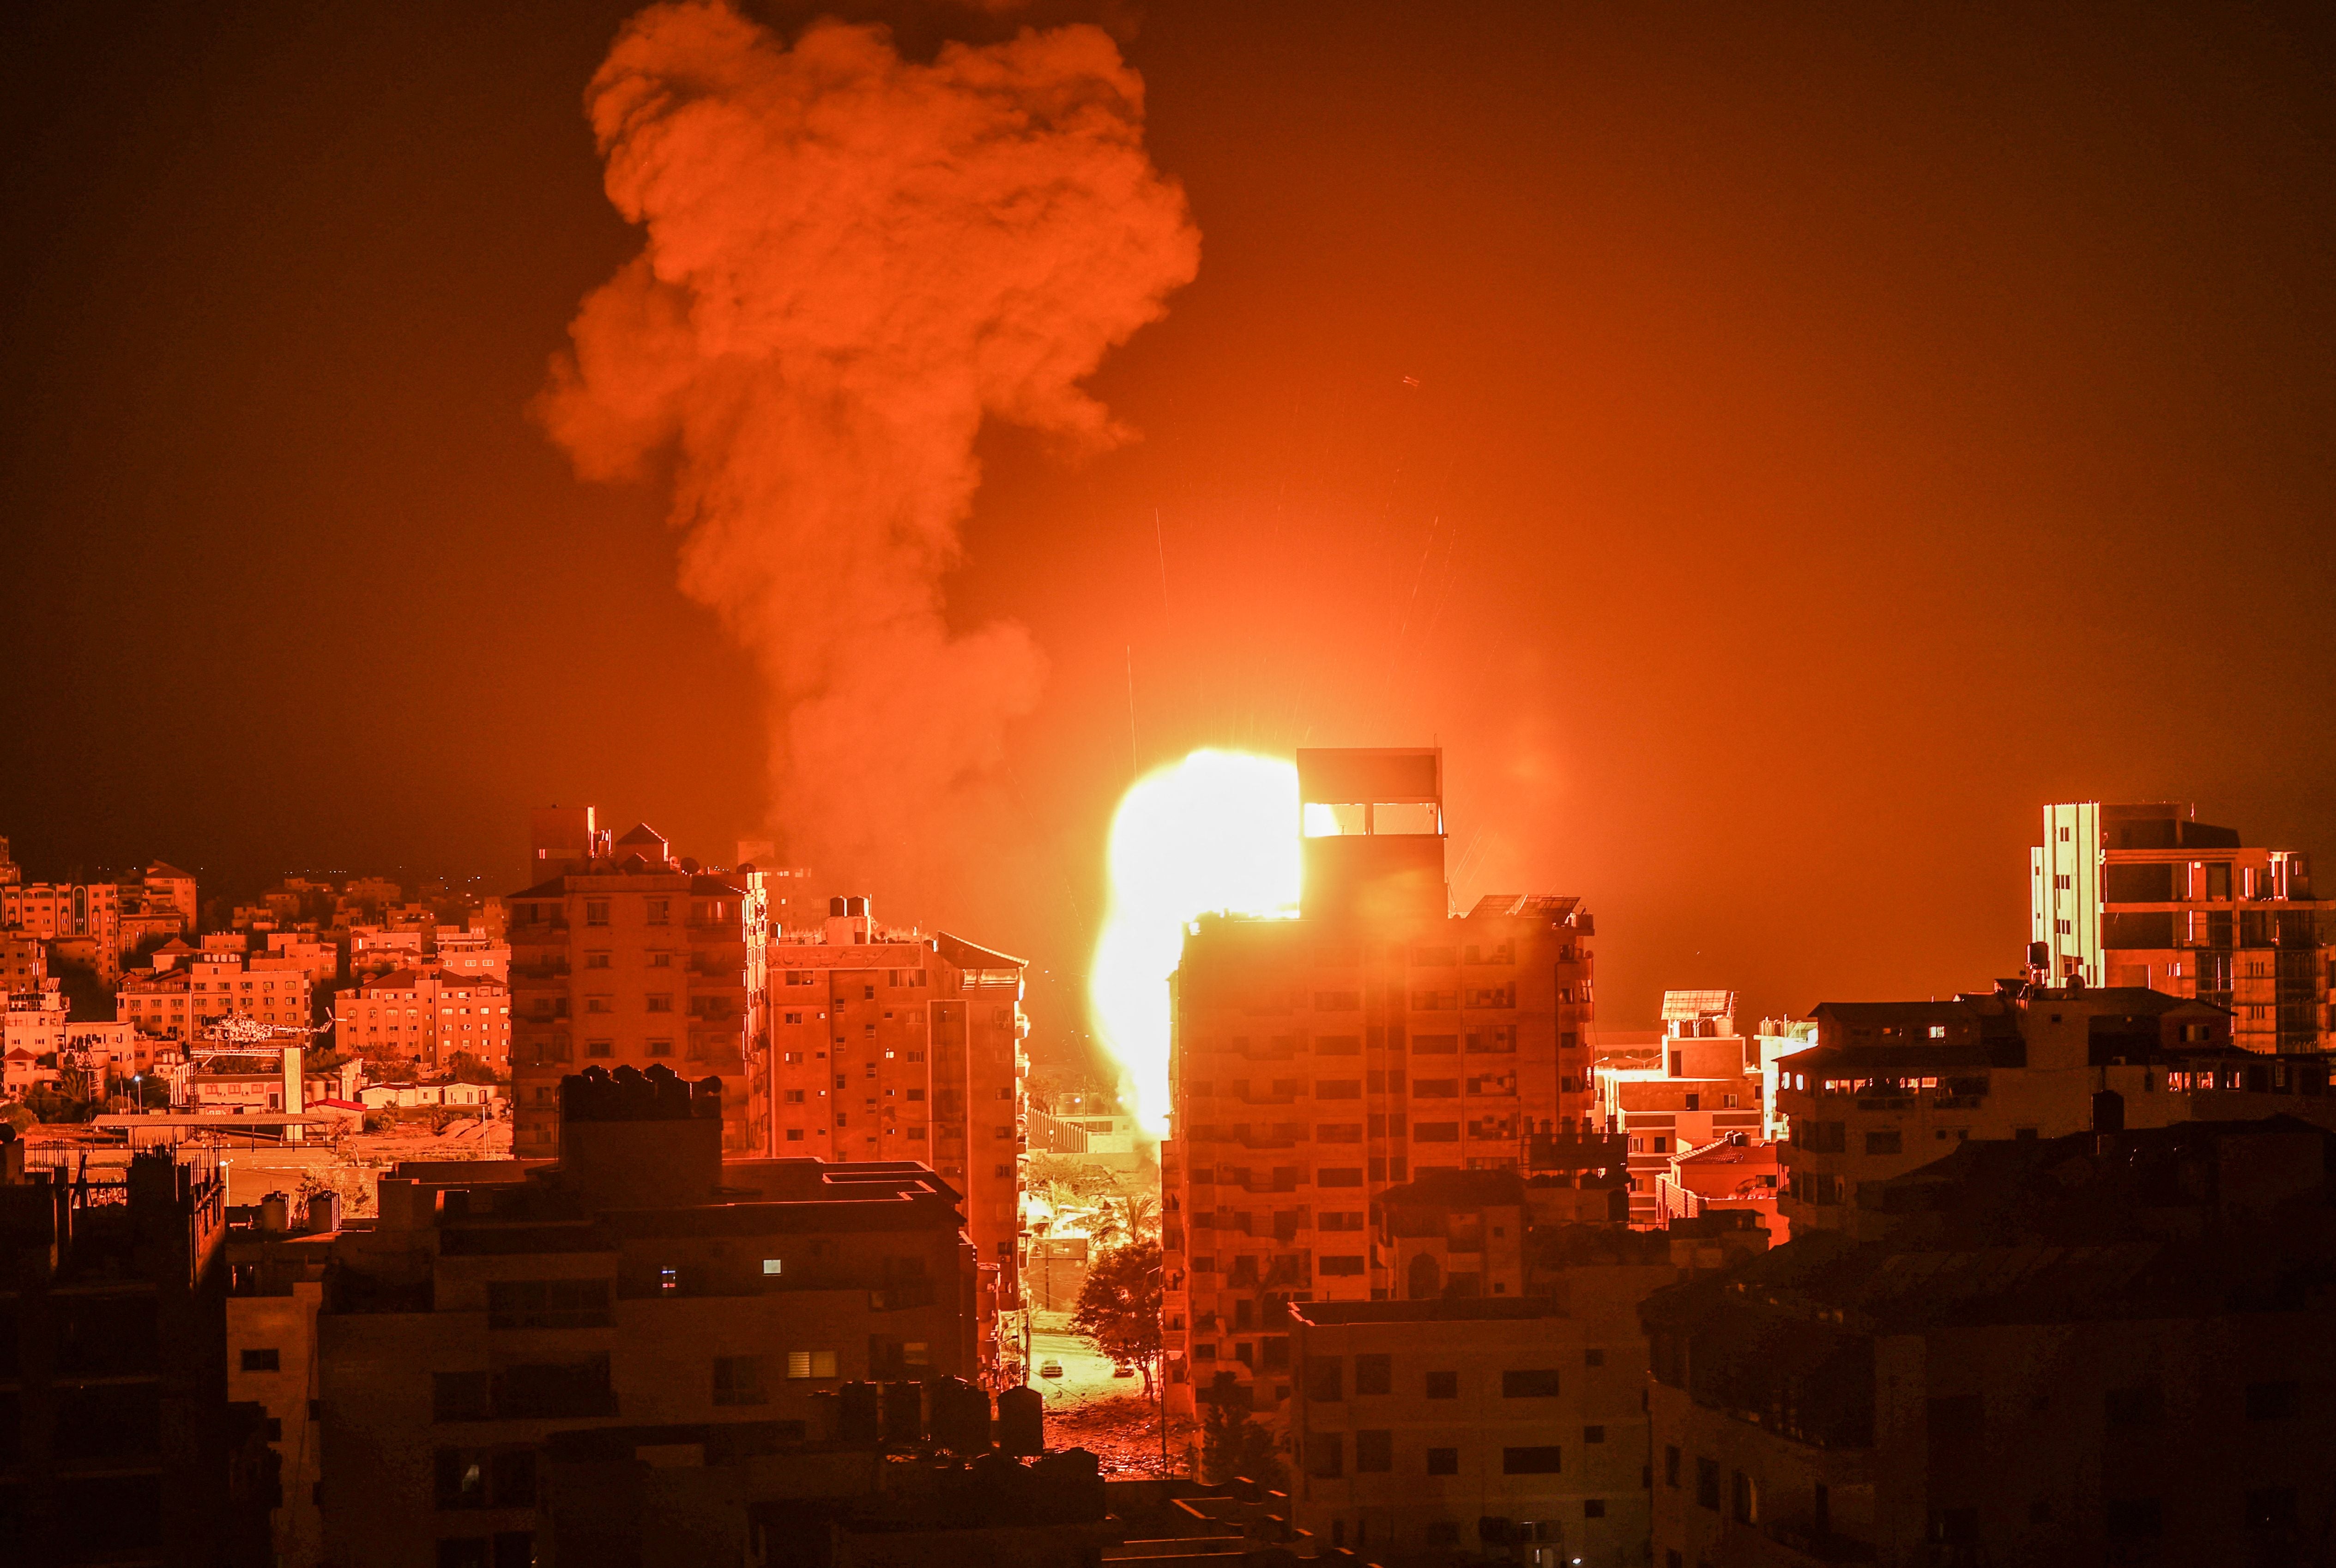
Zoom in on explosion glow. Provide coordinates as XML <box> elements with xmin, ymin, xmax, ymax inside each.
<box><xmin>1090</xmin><ymin>750</ymin><xmax>1301</xmax><ymax>1134</ymax></box>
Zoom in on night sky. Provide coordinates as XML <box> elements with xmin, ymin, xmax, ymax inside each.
<box><xmin>4</xmin><ymin>0</ymin><xmax>2332</xmax><ymax>1035</ymax></box>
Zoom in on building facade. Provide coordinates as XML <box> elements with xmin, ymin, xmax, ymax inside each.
<box><xmin>1594</xmin><ymin>992</ymin><xmax>1766</xmax><ymax>1224</ymax></box>
<box><xmin>312</xmin><ymin>1067</ymin><xmax>979</xmax><ymax>1568</ymax></box>
<box><xmin>1163</xmin><ymin>748</ymin><xmax>1599</xmax><ymax>1418</ymax></box>
<box><xmin>507</xmin><ymin>822</ymin><xmax>768</xmax><ymax>1158</ymax></box>
<box><xmin>1645</xmin><ymin>1118</ymin><xmax>2336</xmax><ymax>1568</ymax></box>
<box><xmin>334</xmin><ymin>967</ymin><xmax>512</xmax><ymax>1071</ymax></box>
<box><xmin>765</xmin><ymin>899</ymin><xmax>1027</xmax><ymax>1365</ymax></box>
<box><xmin>2033</xmin><ymin>800</ymin><xmax>2335</xmax><ymax>1052</ymax></box>
<box><xmin>1775</xmin><ymin>980</ymin><xmax>2336</xmax><ymax>1237</ymax></box>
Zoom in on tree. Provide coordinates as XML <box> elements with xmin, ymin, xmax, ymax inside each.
<box><xmin>1068</xmin><ymin>1238</ymin><xmax>1163</xmax><ymax>1394</ymax></box>
<box><xmin>446</xmin><ymin>1052</ymin><xmax>503</xmax><ymax>1086</ymax></box>
<box><xmin>1088</xmin><ymin>1189</ymin><xmax>1159</xmax><ymax>1251</ymax></box>
<box><xmin>1199</xmin><ymin>1399</ymin><xmax>1286</xmax><ymax>1489</ymax></box>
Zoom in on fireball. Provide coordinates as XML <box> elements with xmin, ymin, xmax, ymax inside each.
<box><xmin>1090</xmin><ymin>749</ymin><xmax>1300</xmax><ymax>1134</ymax></box>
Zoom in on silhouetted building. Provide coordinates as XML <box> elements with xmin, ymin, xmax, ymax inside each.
<box><xmin>0</xmin><ymin>1128</ymin><xmax>272</xmax><ymax>1566</ymax></box>
<box><xmin>2033</xmin><ymin>800</ymin><xmax>2334</xmax><ymax>1051</ymax></box>
<box><xmin>1644</xmin><ymin>1117</ymin><xmax>2336</xmax><ymax>1568</ymax></box>
<box><xmin>508</xmin><ymin>823</ymin><xmax>769</xmax><ymax>1156</ymax></box>
<box><xmin>314</xmin><ymin>1065</ymin><xmax>988</xmax><ymax>1568</ymax></box>
<box><xmin>766</xmin><ymin>901</ymin><xmax>1028</xmax><ymax>1370</ymax></box>
<box><xmin>1163</xmin><ymin>748</ymin><xmax>1599</xmax><ymax>1420</ymax></box>
<box><xmin>1776</xmin><ymin>977</ymin><xmax>2336</xmax><ymax>1236</ymax></box>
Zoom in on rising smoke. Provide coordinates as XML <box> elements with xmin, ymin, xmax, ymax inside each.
<box><xmin>537</xmin><ymin>1</ymin><xmax>1199</xmax><ymax>899</ymax></box>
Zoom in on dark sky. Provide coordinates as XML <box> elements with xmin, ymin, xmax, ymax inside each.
<box><xmin>4</xmin><ymin>0</ymin><xmax>2332</xmax><ymax>1037</ymax></box>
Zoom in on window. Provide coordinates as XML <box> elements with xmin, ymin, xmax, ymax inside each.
<box><xmin>1355</xmin><ymin>1353</ymin><xmax>1391</xmax><ymax>1395</ymax></box>
<box><xmin>1696</xmin><ymin>1457</ymin><xmax>1720</xmax><ymax>1510</ymax></box>
<box><xmin>1502</xmin><ymin>1369</ymin><xmax>1562</xmax><ymax>1398</ymax></box>
<box><xmin>585</xmin><ymin>952</ymin><xmax>611</xmax><ymax>969</ymax></box>
<box><xmin>1865</xmin><ymin>1130</ymin><xmax>1902</xmax><ymax>1155</ymax></box>
<box><xmin>586</xmin><ymin>901</ymin><xmax>610</xmax><ymax>927</ymax></box>
<box><xmin>647</xmin><ymin>1038</ymin><xmax>673</xmax><ymax>1057</ymax></box>
<box><xmin>762</xmin><ymin>1258</ymin><xmax>784</xmax><ymax>1275</ymax></box>
<box><xmin>786</xmin><ymin>1350</ymin><xmax>840</xmax><ymax>1380</ymax></box>
<box><xmin>241</xmin><ymin>1347</ymin><xmax>280</xmax><ymax>1373</ymax></box>
<box><xmin>1305</xmin><ymin>1357</ymin><xmax>1343</xmax><ymax>1402</ymax></box>
<box><xmin>1355</xmin><ymin>1429</ymin><xmax>1392</xmax><ymax>1472</ymax></box>
<box><xmin>435</xmin><ymin>1448</ymin><xmax>488</xmax><ymax>1510</ymax></box>
<box><xmin>1664</xmin><ymin>1445</ymin><xmax>1680</xmax><ymax>1487</ymax></box>
<box><xmin>646</xmin><ymin>994</ymin><xmax>674</xmax><ymax>1013</ymax></box>
<box><xmin>1584</xmin><ymin>1499</ymin><xmax>1606</xmax><ymax>1519</ymax></box>
<box><xmin>1585</xmin><ymin>1347</ymin><xmax>1605</xmax><ymax>1367</ymax></box>
<box><xmin>1583</xmin><ymin>1425</ymin><xmax>1605</xmax><ymax>1444</ymax></box>
<box><xmin>2246</xmin><ymin>1381</ymin><xmax>2300</xmax><ymax>1420</ymax></box>
<box><xmin>1425</xmin><ymin>1447</ymin><xmax>1459</xmax><ymax>1476</ymax></box>
<box><xmin>646</xmin><ymin>899</ymin><xmax>669</xmax><ymax>925</ymax></box>
<box><xmin>1503</xmin><ymin>1447</ymin><xmax>1563</xmax><ymax>1475</ymax></box>
<box><xmin>1732</xmin><ymin>1470</ymin><xmax>1759</xmax><ymax>1524</ymax></box>
<box><xmin>1308</xmin><ymin>1434</ymin><xmax>1343</xmax><ymax>1479</ymax></box>
<box><xmin>713</xmin><ymin>1356</ymin><xmax>767</xmax><ymax>1406</ymax></box>
<box><xmin>1425</xmin><ymin>1370</ymin><xmax>1458</xmax><ymax>1399</ymax></box>
<box><xmin>587</xmin><ymin>1040</ymin><xmax>612</xmax><ymax>1059</ymax></box>
<box><xmin>434</xmin><ymin>1371</ymin><xmax>491</xmax><ymax>1423</ymax></box>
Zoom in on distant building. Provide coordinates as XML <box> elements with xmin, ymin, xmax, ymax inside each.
<box><xmin>1594</xmin><ymin>993</ymin><xmax>1765</xmax><ymax>1225</ymax></box>
<box><xmin>0</xmin><ymin>929</ymin><xmax>47</xmax><ymax>994</ymax></box>
<box><xmin>1165</xmin><ymin>748</ymin><xmax>1599</xmax><ymax>1423</ymax></box>
<box><xmin>2033</xmin><ymin>800</ymin><xmax>2334</xmax><ymax>1052</ymax></box>
<box><xmin>333</xmin><ymin>967</ymin><xmax>511</xmax><ymax>1071</ymax></box>
<box><xmin>507</xmin><ymin>820</ymin><xmax>767</xmax><ymax>1158</ymax></box>
<box><xmin>311</xmin><ymin>1066</ymin><xmax>984</xmax><ymax>1568</ymax></box>
<box><xmin>1775</xmin><ymin>977</ymin><xmax>2336</xmax><ymax>1237</ymax></box>
<box><xmin>2</xmin><ymin>879</ymin><xmax>122</xmax><ymax>981</ymax></box>
<box><xmin>1645</xmin><ymin>1116</ymin><xmax>2336</xmax><ymax>1568</ymax></box>
<box><xmin>1750</xmin><ymin>1016</ymin><xmax>1817</xmax><ymax>1143</ymax></box>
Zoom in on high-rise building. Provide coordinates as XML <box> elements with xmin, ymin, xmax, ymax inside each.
<box><xmin>2032</xmin><ymin>801</ymin><xmax>2334</xmax><ymax>1052</ymax></box>
<box><xmin>507</xmin><ymin>821</ymin><xmax>767</xmax><ymax>1158</ymax></box>
<box><xmin>765</xmin><ymin>895</ymin><xmax>1028</xmax><ymax>1373</ymax></box>
<box><xmin>1162</xmin><ymin>747</ymin><xmax>1600</xmax><ymax>1419</ymax></box>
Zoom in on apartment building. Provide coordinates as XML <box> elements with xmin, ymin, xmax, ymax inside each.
<box><xmin>311</xmin><ymin>1067</ymin><xmax>978</xmax><ymax>1568</ymax></box>
<box><xmin>1594</xmin><ymin>991</ymin><xmax>1766</xmax><ymax>1224</ymax></box>
<box><xmin>116</xmin><ymin>951</ymin><xmax>313</xmax><ymax>1055</ymax></box>
<box><xmin>2033</xmin><ymin>800</ymin><xmax>2335</xmax><ymax>1052</ymax></box>
<box><xmin>1775</xmin><ymin>978</ymin><xmax>2336</xmax><ymax>1237</ymax></box>
<box><xmin>507</xmin><ymin>820</ymin><xmax>767</xmax><ymax>1158</ymax></box>
<box><xmin>766</xmin><ymin>896</ymin><xmax>1028</xmax><ymax>1361</ymax></box>
<box><xmin>0</xmin><ymin>1133</ymin><xmax>270</xmax><ymax>1567</ymax></box>
<box><xmin>0</xmin><ymin>929</ymin><xmax>47</xmax><ymax>994</ymax></box>
<box><xmin>1164</xmin><ymin>748</ymin><xmax>1598</xmax><ymax>1419</ymax></box>
<box><xmin>1288</xmin><ymin>1289</ymin><xmax>1660</xmax><ymax>1567</ymax></box>
<box><xmin>334</xmin><ymin>966</ymin><xmax>512</xmax><ymax>1070</ymax></box>
<box><xmin>2</xmin><ymin>880</ymin><xmax>121</xmax><ymax>981</ymax></box>
<box><xmin>1645</xmin><ymin>1118</ymin><xmax>2336</xmax><ymax>1568</ymax></box>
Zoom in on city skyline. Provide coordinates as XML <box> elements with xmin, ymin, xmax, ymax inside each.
<box><xmin>5</xmin><ymin>2</ymin><xmax>2333</xmax><ymax>1039</ymax></box>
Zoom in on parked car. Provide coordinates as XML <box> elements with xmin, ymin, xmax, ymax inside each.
<box><xmin>1111</xmin><ymin>1366</ymin><xmax>1136</xmax><ymax>1378</ymax></box>
<box><xmin>1039</xmin><ymin>1359</ymin><xmax>1064</xmax><ymax>1378</ymax></box>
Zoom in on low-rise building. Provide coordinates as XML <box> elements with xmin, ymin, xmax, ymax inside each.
<box><xmin>1644</xmin><ymin>1116</ymin><xmax>2336</xmax><ymax>1568</ymax></box>
<box><xmin>333</xmin><ymin>967</ymin><xmax>511</xmax><ymax>1071</ymax></box>
<box><xmin>1596</xmin><ymin>994</ymin><xmax>1765</xmax><ymax>1224</ymax></box>
<box><xmin>1775</xmin><ymin>977</ymin><xmax>2336</xmax><ymax>1237</ymax></box>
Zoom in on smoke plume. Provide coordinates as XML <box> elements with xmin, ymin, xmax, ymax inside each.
<box><xmin>538</xmin><ymin>2</ymin><xmax>1199</xmax><ymax>898</ymax></box>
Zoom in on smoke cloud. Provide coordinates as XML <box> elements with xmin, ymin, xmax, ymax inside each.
<box><xmin>538</xmin><ymin>2</ymin><xmax>1199</xmax><ymax>898</ymax></box>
